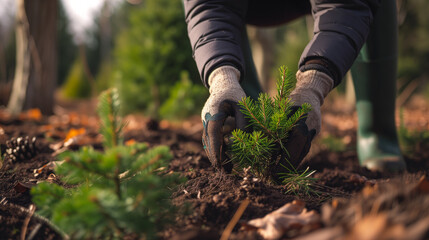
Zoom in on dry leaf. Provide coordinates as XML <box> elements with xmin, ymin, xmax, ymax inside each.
<box><xmin>347</xmin><ymin>214</ymin><xmax>407</xmax><ymax>240</ymax></box>
<box><xmin>14</xmin><ymin>182</ymin><xmax>36</xmax><ymax>193</ymax></box>
<box><xmin>18</xmin><ymin>108</ymin><xmax>42</xmax><ymax>121</ymax></box>
<box><xmin>415</xmin><ymin>176</ymin><xmax>429</xmax><ymax>194</ymax></box>
<box><xmin>125</xmin><ymin>139</ymin><xmax>136</xmax><ymax>146</ymax></box>
<box><xmin>24</xmin><ymin>108</ymin><xmax>42</xmax><ymax>121</ymax></box>
<box><xmin>243</xmin><ymin>200</ymin><xmax>320</xmax><ymax>240</ymax></box>
<box><xmin>362</xmin><ymin>184</ymin><xmax>378</xmax><ymax>197</ymax></box>
<box><xmin>294</xmin><ymin>226</ymin><xmax>344</xmax><ymax>240</ymax></box>
<box><xmin>64</xmin><ymin>128</ymin><xmax>86</xmax><ymax>142</ymax></box>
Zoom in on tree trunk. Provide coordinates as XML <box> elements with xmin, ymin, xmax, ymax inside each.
<box><xmin>8</xmin><ymin>0</ymin><xmax>57</xmax><ymax>115</ymax></box>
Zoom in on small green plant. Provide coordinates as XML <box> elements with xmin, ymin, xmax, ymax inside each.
<box><xmin>61</xmin><ymin>58</ymin><xmax>92</xmax><ymax>99</ymax></box>
<box><xmin>113</xmin><ymin>0</ymin><xmax>198</xmax><ymax>117</ymax></box>
<box><xmin>31</xmin><ymin>88</ymin><xmax>185</xmax><ymax>239</ymax></box>
<box><xmin>228</xmin><ymin>66</ymin><xmax>315</xmax><ymax>190</ymax></box>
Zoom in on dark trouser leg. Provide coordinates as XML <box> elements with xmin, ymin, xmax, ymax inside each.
<box><xmin>240</xmin><ymin>27</ymin><xmax>263</xmax><ymax>100</ymax></box>
<box><xmin>351</xmin><ymin>0</ymin><xmax>406</xmax><ymax>173</ymax></box>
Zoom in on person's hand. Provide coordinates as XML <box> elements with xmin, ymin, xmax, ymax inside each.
<box><xmin>270</xmin><ymin>69</ymin><xmax>332</xmax><ymax>181</ymax></box>
<box><xmin>283</xmin><ymin>108</ymin><xmax>316</xmax><ymax>167</ymax></box>
<box><xmin>202</xmin><ymin>66</ymin><xmax>246</xmax><ymax>170</ymax></box>
<box><xmin>271</xmin><ymin>107</ymin><xmax>316</xmax><ymax>182</ymax></box>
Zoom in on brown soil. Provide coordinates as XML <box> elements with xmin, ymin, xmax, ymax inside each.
<box><xmin>1</xmin><ymin>95</ymin><xmax>429</xmax><ymax>239</ymax></box>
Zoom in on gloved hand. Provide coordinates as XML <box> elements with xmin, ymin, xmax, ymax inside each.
<box><xmin>202</xmin><ymin>66</ymin><xmax>247</xmax><ymax>170</ymax></box>
<box><xmin>270</xmin><ymin>107</ymin><xmax>316</xmax><ymax>182</ymax></box>
<box><xmin>271</xmin><ymin>69</ymin><xmax>334</xmax><ymax>181</ymax></box>
<box><xmin>289</xmin><ymin>70</ymin><xmax>334</xmax><ymax>135</ymax></box>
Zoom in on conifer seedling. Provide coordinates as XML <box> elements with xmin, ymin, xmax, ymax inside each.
<box><xmin>31</xmin><ymin>88</ymin><xmax>185</xmax><ymax>239</ymax></box>
<box><xmin>228</xmin><ymin>66</ymin><xmax>316</xmax><ymax>190</ymax></box>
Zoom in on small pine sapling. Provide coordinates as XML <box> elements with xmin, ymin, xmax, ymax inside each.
<box><xmin>228</xmin><ymin>66</ymin><xmax>315</xmax><ymax>189</ymax></box>
<box><xmin>31</xmin><ymin>88</ymin><xmax>185</xmax><ymax>239</ymax></box>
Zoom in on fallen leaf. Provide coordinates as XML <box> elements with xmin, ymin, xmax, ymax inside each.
<box><xmin>347</xmin><ymin>214</ymin><xmax>406</xmax><ymax>240</ymax></box>
<box><xmin>14</xmin><ymin>182</ymin><xmax>36</xmax><ymax>193</ymax></box>
<box><xmin>294</xmin><ymin>226</ymin><xmax>344</xmax><ymax>240</ymax></box>
<box><xmin>415</xmin><ymin>176</ymin><xmax>429</xmax><ymax>194</ymax></box>
<box><xmin>331</xmin><ymin>199</ymin><xmax>339</xmax><ymax>208</ymax></box>
<box><xmin>125</xmin><ymin>139</ymin><xmax>136</xmax><ymax>146</ymax></box>
<box><xmin>64</xmin><ymin>128</ymin><xmax>86</xmax><ymax>142</ymax></box>
<box><xmin>26</xmin><ymin>108</ymin><xmax>42</xmax><ymax>121</ymax></box>
<box><xmin>362</xmin><ymin>184</ymin><xmax>377</xmax><ymax>197</ymax></box>
<box><xmin>406</xmin><ymin>216</ymin><xmax>429</xmax><ymax>240</ymax></box>
<box><xmin>18</xmin><ymin>108</ymin><xmax>42</xmax><ymax>121</ymax></box>
<box><xmin>39</xmin><ymin>125</ymin><xmax>53</xmax><ymax>132</ymax></box>
<box><xmin>242</xmin><ymin>200</ymin><xmax>320</xmax><ymax>240</ymax></box>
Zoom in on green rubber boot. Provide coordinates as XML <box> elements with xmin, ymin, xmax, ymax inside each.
<box><xmin>351</xmin><ymin>0</ymin><xmax>406</xmax><ymax>173</ymax></box>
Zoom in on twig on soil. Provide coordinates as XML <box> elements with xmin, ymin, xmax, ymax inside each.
<box><xmin>21</xmin><ymin>204</ymin><xmax>35</xmax><ymax>240</ymax></box>
<box><xmin>220</xmin><ymin>198</ymin><xmax>250</xmax><ymax>240</ymax></box>
<box><xmin>26</xmin><ymin>223</ymin><xmax>41</xmax><ymax>240</ymax></box>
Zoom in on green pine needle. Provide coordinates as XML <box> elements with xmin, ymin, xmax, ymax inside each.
<box><xmin>97</xmin><ymin>88</ymin><xmax>125</xmax><ymax>149</ymax></box>
<box><xmin>279</xmin><ymin>167</ymin><xmax>318</xmax><ymax>196</ymax></box>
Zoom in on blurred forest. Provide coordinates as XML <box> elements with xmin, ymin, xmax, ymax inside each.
<box><xmin>0</xmin><ymin>0</ymin><xmax>428</xmax><ymax>119</ymax></box>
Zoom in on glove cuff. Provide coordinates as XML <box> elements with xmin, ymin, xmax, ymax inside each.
<box><xmin>295</xmin><ymin>70</ymin><xmax>334</xmax><ymax>99</ymax></box>
<box><xmin>290</xmin><ymin>70</ymin><xmax>335</xmax><ymax>134</ymax></box>
<box><xmin>202</xmin><ymin>65</ymin><xmax>245</xmax><ymax>121</ymax></box>
<box><xmin>208</xmin><ymin>66</ymin><xmax>241</xmax><ymax>94</ymax></box>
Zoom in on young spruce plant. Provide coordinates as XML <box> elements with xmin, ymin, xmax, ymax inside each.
<box><xmin>228</xmin><ymin>66</ymin><xmax>317</xmax><ymax>192</ymax></box>
<box><xmin>31</xmin><ymin>88</ymin><xmax>185</xmax><ymax>239</ymax></box>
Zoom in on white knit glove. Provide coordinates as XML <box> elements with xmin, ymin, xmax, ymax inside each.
<box><xmin>289</xmin><ymin>70</ymin><xmax>334</xmax><ymax>135</ymax></box>
<box><xmin>201</xmin><ymin>66</ymin><xmax>247</xmax><ymax>170</ymax></box>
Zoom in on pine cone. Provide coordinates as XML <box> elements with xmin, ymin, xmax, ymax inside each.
<box><xmin>3</xmin><ymin>136</ymin><xmax>38</xmax><ymax>162</ymax></box>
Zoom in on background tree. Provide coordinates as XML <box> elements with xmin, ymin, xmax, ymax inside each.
<box><xmin>61</xmin><ymin>0</ymin><xmax>134</xmax><ymax>96</ymax></box>
<box><xmin>57</xmin><ymin>1</ymin><xmax>77</xmax><ymax>86</ymax></box>
<box><xmin>8</xmin><ymin>0</ymin><xmax>58</xmax><ymax>115</ymax></box>
<box><xmin>112</xmin><ymin>0</ymin><xmax>199</xmax><ymax>117</ymax></box>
